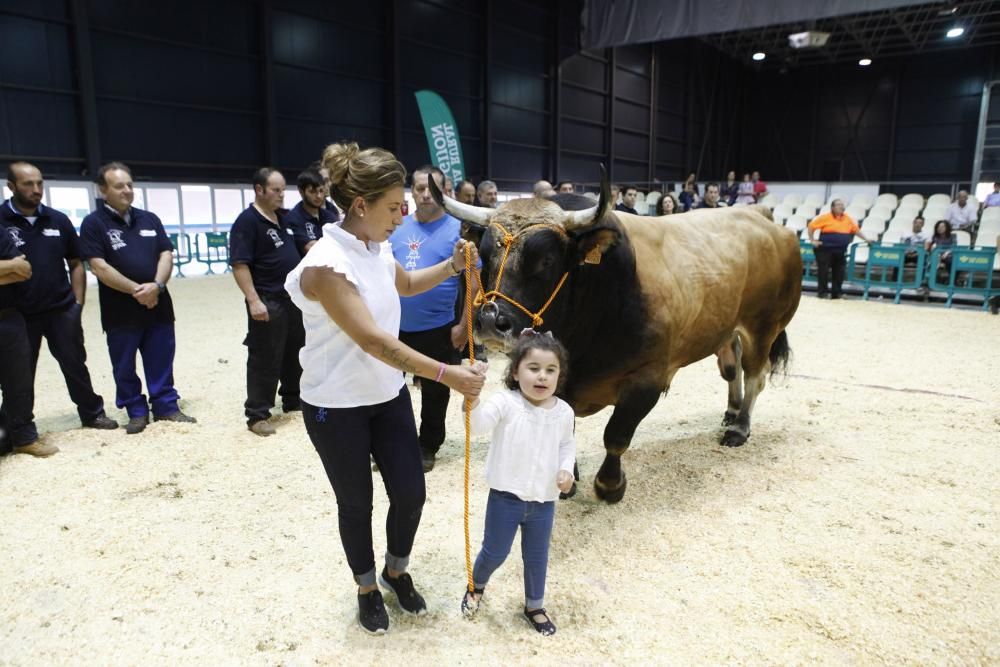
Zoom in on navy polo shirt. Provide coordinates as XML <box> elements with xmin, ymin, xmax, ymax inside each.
<box><xmin>0</xmin><ymin>222</ymin><xmax>21</xmax><ymax>310</ymax></box>
<box><xmin>228</xmin><ymin>205</ymin><xmax>301</xmax><ymax>296</ymax></box>
<box><xmin>284</xmin><ymin>201</ymin><xmax>336</xmax><ymax>256</ymax></box>
<box><xmin>0</xmin><ymin>200</ymin><xmax>79</xmax><ymax>315</ymax></box>
<box><xmin>79</xmin><ymin>204</ymin><xmax>175</xmax><ymax>331</ymax></box>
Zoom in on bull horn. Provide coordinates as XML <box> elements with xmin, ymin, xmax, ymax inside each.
<box><xmin>561</xmin><ymin>164</ymin><xmax>611</xmax><ymax>232</ymax></box>
<box><xmin>428</xmin><ymin>171</ymin><xmax>496</xmax><ymax>229</ymax></box>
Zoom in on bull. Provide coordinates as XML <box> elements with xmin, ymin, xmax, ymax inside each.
<box><xmin>431</xmin><ymin>172</ymin><xmax>801</xmax><ymax>503</ymax></box>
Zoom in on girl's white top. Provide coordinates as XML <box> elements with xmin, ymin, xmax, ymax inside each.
<box><xmin>470</xmin><ymin>389</ymin><xmax>576</xmax><ymax>502</ymax></box>
<box><xmin>284</xmin><ymin>223</ymin><xmax>403</xmax><ymax>408</ymax></box>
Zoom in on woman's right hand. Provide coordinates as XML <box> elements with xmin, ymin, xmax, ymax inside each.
<box><xmin>443</xmin><ymin>364</ymin><xmax>486</xmax><ymax>401</ymax></box>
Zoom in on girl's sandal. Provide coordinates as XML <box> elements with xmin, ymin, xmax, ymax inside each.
<box><xmin>523</xmin><ymin>607</ymin><xmax>557</xmax><ymax>635</ymax></box>
<box><xmin>461</xmin><ymin>587</ymin><xmax>484</xmax><ymax>618</ymax></box>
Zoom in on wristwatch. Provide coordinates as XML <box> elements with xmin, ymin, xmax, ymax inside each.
<box><xmin>155</xmin><ymin>280</ymin><xmax>166</xmax><ymax>294</ymax></box>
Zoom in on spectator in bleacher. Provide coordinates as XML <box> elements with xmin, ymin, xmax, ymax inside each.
<box><xmin>901</xmin><ymin>216</ymin><xmax>931</xmax><ymax>256</ymax></box>
<box><xmin>697</xmin><ymin>182</ymin><xmax>726</xmax><ymax>209</ymax></box>
<box><xmin>983</xmin><ymin>182</ymin><xmax>1000</xmax><ymax>208</ymax></box>
<box><xmin>443</xmin><ymin>177</ymin><xmax>454</xmax><ymax>199</ymax></box>
<box><xmin>683</xmin><ymin>173</ymin><xmax>700</xmax><ymax>198</ymax></box>
<box><xmin>926</xmin><ymin>220</ymin><xmax>957</xmax><ymax>276</ymax></box>
<box><xmin>678</xmin><ymin>182</ymin><xmax>700</xmax><ymax>212</ymax></box>
<box><xmin>609</xmin><ymin>184</ymin><xmax>621</xmax><ymax>207</ymax></box>
<box><xmin>456</xmin><ymin>179</ymin><xmax>476</xmax><ymax>205</ymax></box>
<box><xmin>556</xmin><ymin>181</ymin><xmax>574</xmax><ymax>194</ymax></box>
<box><xmin>655</xmin><ymin>192</ymin><xmax>679</xmax><ymax>216</ymax></box>
<box><xmin>477</xmin><ymin>180</ymin><xmax>498</xmax><ymax>208</ymax></box>
<box><xmin>229</xmin><ymin>167</ymin><xmax>304</xmax><ymax>437</ymax></box>
<box><xmin>285</xmin><ymin>168</ymin><xmax>336</xmax><ymax>256</ymax></box>
<box><xmin>615</xmin><ymin>186</ymin><xmax>639</xmax><ymax>215</ymax></box>
<box><xmin>80</xmin><ymin>162</ymin><xmax>195</xmax><ymax>434</ymax></box>
<box><xmin>722</xmin><ymin>171</ymin><xmax>739</xmax><ymax>206</ymax></box>
<box><xmin>807</xmin><ymin>198</ymin><xmax>876</xmax><ymax>299</ymax></box>
<box><xmin>945</xmin><ymin>191</ymin><xmax>976</xmax><ymax>231</ymax></box>
<box><xmin>752</xmin><ymin>171</ymin><xmax>769</xmax><ymax>202</ymax></box>
<box><xmin>532</xmin><ymin>180</ymin><xmax>555</xmax><ymax>198</ymax></box>
<box><xmin>735</xmin><ymin>173</ymin><xmax>756</xmax><ymax>205</ymax></box>
<box><xmin>2</xmin><ymin>162</ymin><xmax>117</xmax><ymax>434</ymax></box>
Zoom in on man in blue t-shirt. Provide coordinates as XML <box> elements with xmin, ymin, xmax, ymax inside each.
<box><xmin>390</xmin><ymin>165</ymin><xmax>464</xmax><ymax>471</ymax></box>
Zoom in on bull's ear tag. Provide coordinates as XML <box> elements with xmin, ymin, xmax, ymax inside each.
<box><xmin>585</xmin><ymin>245</ymin><xmax>602</xmax><ymax>264</ymax></box>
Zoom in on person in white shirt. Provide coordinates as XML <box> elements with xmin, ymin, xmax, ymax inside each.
<box><xmin>285</xmin><ymin>142</ymin><xmax>485</xmax><ymax>636</ymax></box>
<box><xmin>460</xmin><ymin>332</ymin><xmax>575</xmax><ymax>636</ymax></box>
<box><xmin>945</xmin><ymin>190</ymin><xmax>977</xmax><ymax>230</ymax></box>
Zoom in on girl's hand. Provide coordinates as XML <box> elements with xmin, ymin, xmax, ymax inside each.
<box><xmin>443</xmin><ymin>364</ymin><xmax>485</xmax><ymax>401</ymax></box>
<box><xmin>556</xmin><ymin>470</ymin><xmax>574</xmax><ymax>493</ymax></box>
<box><xmin>451</xmin><ymin>240</ymin><xmax>480</xmax><ymax>273</ymax></box>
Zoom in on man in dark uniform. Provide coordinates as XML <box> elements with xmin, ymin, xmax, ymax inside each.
<box><xmin>284</xmin><ymin>167</ymin><xmax>337</xmax><ymax>256</ymax></box>
<box><xmin>0</xmin><ymin>219</ymin><xmax>51</xmax><ymax>456</ymax></box>
<box><xmin>2</xmin><ymin>162</ymin><xmax>117</xmax><ymax>430</ymax></box>
<box><xmin>79</xmin><ymin>162</ymin><xmax>196</xmax><ymax>434</ymax></box>
<box><xmin>229</xmin><ymin>167</ymin><xmax>304</xmax><ymax>437</ymax></box>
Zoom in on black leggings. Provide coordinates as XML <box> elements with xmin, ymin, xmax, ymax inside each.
<box><xmin>303</xmin><ymin>387</ymin><xmax>425</xmax><ymax>586</ymax></box>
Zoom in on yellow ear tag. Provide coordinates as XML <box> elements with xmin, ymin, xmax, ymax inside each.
<box><xmin>585</xmin><ymin>245</ymin><xmax>602</xmax><ymax>264</ymax></box>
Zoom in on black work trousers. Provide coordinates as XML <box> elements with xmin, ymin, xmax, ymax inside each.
<box><xmin>0</xmin><ymin>308</ymin><xmax>39</xmax><ymax>451</ymax></box>
<box><xmin>303</xmin><ymin>388</ymin><xmax>425</xmax><ymax>586</ymax></box>
<box><xmin>815</xmin><ymin>246</ymin><xmax>848</xmax><ymax>297</ymax></box>
<box><xmin>243</xmin><ymin>294</ymin><xmax>304</xmax><ymax>424</ymax></box>
<box><xmin>25</xmin><ymin>302</ymin><xmax>105</xmax><ymax>423</ymax></box>
<box><xmin>399</xmin><ymin>323</ymin><xmax>458</xmax><ymax>455</ymax></box>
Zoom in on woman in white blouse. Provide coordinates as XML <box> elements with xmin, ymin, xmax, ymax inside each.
<box><xmin>285</xmin><ymin>142</ymin><xmax>485</xmax><ymax>635</ymax></box>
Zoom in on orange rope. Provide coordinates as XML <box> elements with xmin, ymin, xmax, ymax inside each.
<box><xmin>463</xmin><ymin>244</ymin><xmax>475</xmax><ymax>594</ymax></box>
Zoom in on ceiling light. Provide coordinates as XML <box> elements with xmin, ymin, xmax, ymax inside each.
<box><xmin>752</xmin><ymin>52</ymin><xmax>766</xmax><ymax>61</ymax></box>
<box><xmin>859</xmin><ymin>58</ymin><xmax>872</xmax><ymax>66</ymax></box>
<box><xmin>946</xmin><ymin>26</ymin><xmax>965</xmax><ymax>38</ymax></box>
<box><xmin>938</xmin><ymin>6</ymin><xmax>958</xmax><ymax>15</ymax></box>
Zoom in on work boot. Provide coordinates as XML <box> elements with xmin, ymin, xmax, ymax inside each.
<box><xmin>154</xmin><ymin>411</ymin><xmax>197</xmax><ymax>423</ymax></box>
<box><xmin>249</xmin><ymin>420</ymin><xmax>276</xmax><ymax>437</ymax></box>
<box><xmin>83</xmin><ymin>414</ymin><xmax>119</xmax><ymax>430</ymax></box>
<box><xmin>13</xmin><ymin>440</ymin><xmax>59</xmax><ymax>457</ymax></box>
<box><xmin>126</xmin><ymin>415</ymin><xmax>149</xmax><ymax>435</ymax></box>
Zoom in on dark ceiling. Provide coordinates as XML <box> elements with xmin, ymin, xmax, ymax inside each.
<box><xmin>698</xmin><ymin>0</ymin><xmax>1000</xmax><ymax>68</ymax></box>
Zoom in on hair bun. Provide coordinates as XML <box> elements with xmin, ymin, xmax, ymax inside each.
<box><xmin>322</xmin><ymin>142</ymin><xmax>360</xmax><ymax>186</ymax></box>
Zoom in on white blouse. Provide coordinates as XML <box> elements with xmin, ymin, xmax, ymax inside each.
<box><xmin>470</xmin><ymin>389</ymin><xmax>576</xmax><ymax>503</ymax></box>
<box><xmin>284</xmin><ymin>223</ymin><xmax>403</xmax><ymax>408</ymax></box>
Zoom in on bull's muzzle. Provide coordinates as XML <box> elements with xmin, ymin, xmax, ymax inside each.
<box><xmin>476</xmin><ymin>301</ymin><xmax>513</xmax><ymax>338</ymax></box>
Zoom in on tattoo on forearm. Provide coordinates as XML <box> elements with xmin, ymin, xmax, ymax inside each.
<box><xmin>380</xmin><ymin>343</ymin><xmax>419</xmax><ymax>374</ymax></box>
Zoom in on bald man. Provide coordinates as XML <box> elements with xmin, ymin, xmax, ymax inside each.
<box><xmin>532</xmin><ymin>180</ymin><xmax>555</xmax><ymax>198</ymax></box>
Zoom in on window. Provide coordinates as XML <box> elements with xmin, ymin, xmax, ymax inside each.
<box><xmin>181</xmin><ymin>185</ymin><xmax>213</xmax><ymax>233</ymax></box>
<box><xmin>214</xmin><ymin>189</ymin><xmax>244</xmax><ymax>230</ymax></box>
<box><xmin>146</xmin><ymin>187</ymin><xmax>181</xmax><ymax>232</ymax></box>
<box><xmin>48</xmin><ymin>186</ymin><xmax>93</xmax><ymax>227</ymax></box>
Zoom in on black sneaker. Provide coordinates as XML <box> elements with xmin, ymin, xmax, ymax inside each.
<box><xmin>83</xmin><ymin>414</ymin><xmax>119</xmax><ymax>430</ymax></box>
<box><xmin>378</xmin><ymin>566</ymin><xmax>428</xmax><ymax>616</ymax></box>
<box><xmin>421</xmin><ymin>449</ymin><xmax>436</xmax><ymax>472</ymax></box>
<box><xmin>357</xmin><ymin>590</ymin><xmax>389</xmax><ymax>635</ymax></box>
<box><xmin>125</xmin><ymin>415</ymin><xmax>149</xmax><ymax>435</ymax></box>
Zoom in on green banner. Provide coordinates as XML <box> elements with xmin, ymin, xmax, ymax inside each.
<box><xmin>414</xmin><ymin>90</ymin><xmax>465</xmax><ymax>184</ymax></box>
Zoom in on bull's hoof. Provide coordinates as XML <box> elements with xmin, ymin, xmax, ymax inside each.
<box><xmin>722</xmin><ymin>411</ymin><xmax>738</xmax><ymax>427</ymax></box>
<box><xmin>594</xmin><ymin>473</ymin><xmax>627</xmax><ymax>503</ymax></box>
<box><xmin>720</xmin><ymin>430</ymin><xmax>748</xmax><ymax>447</ymax></box>
<box><xmin>559</xmin><ymin>482</ymin><xmax>578</xmax><ymax>500</ymax></box>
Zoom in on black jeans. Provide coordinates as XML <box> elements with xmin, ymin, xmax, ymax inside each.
<box><xmin>399</xmin><ymin>323</ymin><xmax>458</xmax><ymax>455</ymax></box>
<box><xmin>815</xmin><ymin>246</ymin><xmax>847</xmax><ymax>297</ymax></box>
<box><xmin>25</xmin><ymin>302</ymin><xmax>105</xmax><ymax>423</ymax></box>
<box><xmin>243</xmin><ymin>294</ymin><xmax>304</xmax><ymax>424</ymax></box>
<box><xmin>0</xmin><ymin>308</ymin><xmax>39</xmax><ymax>451</ymax></box>
<box><xmin>303</xmin><ymin>388</ymin><xmax>426</xmax><ymax>586</ymax></box>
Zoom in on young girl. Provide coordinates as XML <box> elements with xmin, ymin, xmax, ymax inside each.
<box><xmin>461</xmin><ymin>332</ymin><xmax>575</xmax><ymax>636</ymax></box>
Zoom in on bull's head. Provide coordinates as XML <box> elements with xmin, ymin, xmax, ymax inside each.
<box><xmin>429</xmin><ymin>168</ymin><xmax>620</xmax><ymax>349</ymax></box>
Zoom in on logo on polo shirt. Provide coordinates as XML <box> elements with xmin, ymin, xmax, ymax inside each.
<box><xmin>42</xmin><ymin>228</ymin><xmax>60</xmax><ymax>237</ymax></box>
<box><xmin>305</xmin><ymin>222</ymin><xmax>317</xmax><ymax>240</ymax></box>
<box><xmin>266</xmin><ymin>228</ymin><xmax>284</xmax><ymax>248</ymax></box>
<box><xmin>107</xmin><ymin>229</ymin><xmax>127</xmax><ymax>250</ymax></box>
<box><xmin>7</xmin><ymin>227</ymin><xmax>24</xmax><ymax>248</ymax></box>
<box><xmin>404</xmin><ymin>236</ymin><xmax>424</xmax><ymax>270</ymax></box>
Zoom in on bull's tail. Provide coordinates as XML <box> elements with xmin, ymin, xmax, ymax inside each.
<box><xmin>768</xmin><ymin>329</ymin><xmax>791</xmax><ymax>377</ymax></box>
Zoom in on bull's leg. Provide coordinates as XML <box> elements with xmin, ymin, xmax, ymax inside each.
<box><xmin>717</xmin><ymin>335</ymin><xmax>743</xmax><ymax>426</ymax></box>
<box><xmin>721</xmin><ymin>339</ymin><xmax>767</xmax><ymax>447</ymax></box>
<box><xmin>594</xmin><ymin>385</ymin><xmax>664</xmax><ymax>503</ymax></box>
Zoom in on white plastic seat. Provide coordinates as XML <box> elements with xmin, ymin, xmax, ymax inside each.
<box><xmin>894</xmin><ymin>204</ymin><xmax>922</xmax><ymax>221</ymax></box>
<box><xmin>874</xmin><ymin>193</ymin><xmax>898</xmax><ymax>211</ymax></box>
<box><xmin>968</xmin><ymin>195</ymin><xmax>979</xmax><ymax>210</ymax></box>
<box><xmin>645</xmin><ymin>191</ymin><xmax>661</xmax><ymax>213</ymax></box>
<box><xmin>759</xmin><ymin>193</ymin><xmax>778</xmax><ymax>208</ymax></box>
<box><xmin>863</xmin><ymin>209</ymin><xmax>889</xmax><ymax>226</ymax></box>
<box><xmin>849</xmin><ymin>194</ymin><xmax>872</xmax><ymax>210</ymax></box>
<box><xmin>900</xmin><ymin>193</ymin><xmax>924</xmax><ymax>210</ymax></box>
<box><xmin>819</xmin><ymin>204</ymin><xmax>831</xmax><ymax>215</ymax></box>
<box><xmin>979</xmin><ymin>207</ymin><xmax>1000</xmax><ymax>223</ymax></box>
<box><xmin>804</xmin><ymin>193</ymin><xmax>824</xmax><ymax>208</ymax></box>
<box><xmin>861</xmin><ymin>218</ymin><xmax>887</xmax><ymax>235</ymax></box>
<box><xmin>845</xmin><ymin>205</ymin><xmax>867</xmax><ymax>222</ymax></box>
<box><xmin>851</xmin><ymin>241</ymin><xmax>870</xmax><ymax>265</ymax></box>
<box><xmin>583</xmin><ymin>192</ymin><xmax>599</xmax><ymax>202</ymax></box>
<box><xmin>887</xmin><ymin>215</ymin><xmax>914</xmax><ymax>233</ymax></box>
<box><xmin>867</xmin><ymin>204</ymin><xmax>894</xmax><ymax>220</ymax></box>
<box><xmin>879</xmin><ymin>229</ymin><xmax>905</xmax><ymax>245</ymax></box>
<box><xmin>795</xmin><ymin>203</ymin><xmax>818</xmax><ymax>218</ymax></box>
<box><xmin>799</xmin><ymin>227</ymin><xmax>812</xmax><ymax>241</ymax></box>
<box><xmin>782</xmin><ymin>193</ymin><xmax>803</xmax><ymax>209</ymax></box>
<box><xmin>772</xmin><ymin>204</ymin><xmax>794</xmax><ymax>225</ymax></box>
<box><xmin>953</xmin><ymin>230</ymin><xmax>972</xmax><ymax>247</ymax></box>
<box><xmin>974</xmin><ymin>220</ymin><xmax>1000</xmax><ymax>247</ymax></box>
<box><xmin>634</xmin><ymin>192</ymin><xmax>646</xmax><ymax>215</ymax></box>
<box><xmin>926</xmin><ymin>193</ymin><xmax>951</xmax><ymax>210</ymax></box>
<box><xmin>826</xmin><ymin>193</ymin><xmax>848</xmax><ymax>206</ymax></box>
<box><xmin>921</xmin><ymin>205</ymin><xmax>948</xmax><ymax>221</ymax></box>
<box><xmin>785</xmin><ymin>214</ymin><xmax>808</xmax><ymax>232</ymax></box>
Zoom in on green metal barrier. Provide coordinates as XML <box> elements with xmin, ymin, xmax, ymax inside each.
<box><xmin>168</xmin><ymin>233</ymin><xmax>193</xmax><ymax>278</ymax></box>
<box><xmin>195</xmin><ymin>232</ymin><xmax>231</xmax><ymax>274</ymax></box>
<box><xmin>799</xmin><ymin>240</ymin><xmax>817</xmax><ymax>283</ymax></box>
<box><xmin>926</xmin><ymin>247</ymin><xmax>997</xmax><ymax>310</ymax></box>
<box><xmin>852</xmin><ymin>243</ymin><xmax>927</xmax><ymax>304</ymax></box>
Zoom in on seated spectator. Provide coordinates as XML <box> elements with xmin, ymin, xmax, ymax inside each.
<box><xmin>926</xmin><ymin>220</ymin><xmax>956</xmax><ymax>275</ymax></box>
<box><xmin>477</xmin><ymin>180</ymin><xmax>498</xmax><ymax>208</ymax></box>
<box><xmin>696</xmin><ymin>182</ymin><xmax>726</xmax><ymax>209</ymax></box>
<box><xmin>556</xmin><ymin>181</ymin><xmax>574</xmax><ymax>194</ymax></box>
<box><xmin>532</xmin><ymin>180</ymin><xmax>555</xmax><ymax>198</ymax></box>
<box><xmin>752</xmin><ymin>170</ymin><xmax>769</xmax><ymax>202</ymax></box>
<box><xmin>678</xmin><ymin>182</ymin><xmax>699</xmax><ymax>211</ymax></box>
<box><xmin>945</xmin><ymin>190</ymin><xmax>976</xmax><ymax>230</ymax></box>
<box><xmin>722</xmin><ymin>171</ymin><xmax>739</xmax><ymax>206</ymax></box>
<box><xmin>610</xmin><ymin>184</ymin><xmax>621</xmax><ymax>206</ymax></box>
<box><xmin>456</xmin><ymin>179</ymin><xmax>476</xmax><ymax>204</ymax></box>
<box><xmin>655</xmin><ymin>192</ymin><xmax>679</xmax><ymax>216</ymax></box>
<box><xmin>982</xmin><ymin>182</ymin><xmax>1000</xmax><ymax>208</ymax></box>
<box><xmin>900</xmin><ymin>216</ymin><xmax>930</xmax><ymax>256</ymax></box>
<box><xmin>615</xmin><ymin>186</ymin><xmax>639</xmax><ymax>215</ymax></box>
<box><xmin>683</xmin><ymin>172</ymin><xmax>700</xmax><ymax>197</ymax></box>
<box><xmin>735</xmin><ymin>173</ymin><xmax>756</xmax><ymax>205</ymax></box>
